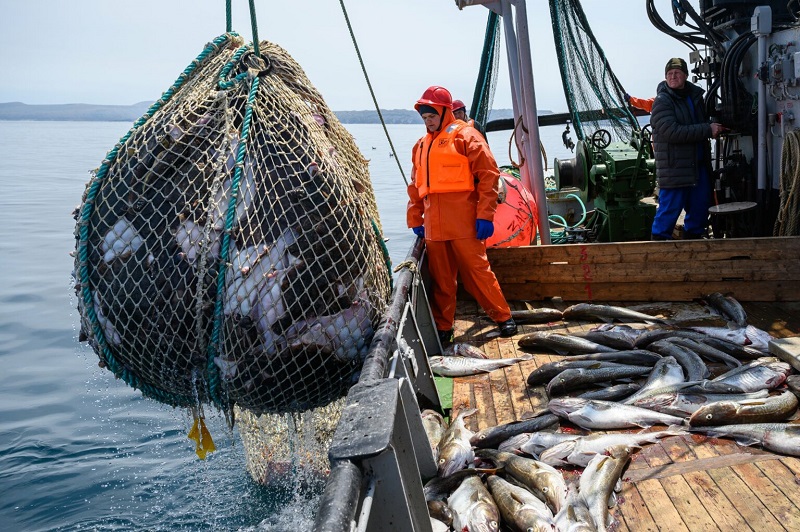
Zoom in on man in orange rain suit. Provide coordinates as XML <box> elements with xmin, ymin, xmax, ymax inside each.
<box><xmin>452</xmin><ymin>99</ymin><xmax>474</xmax><ymax>126</ymax></box>
<box><xmin>407</xmin><ymin>86</ymin><xmax>517</xmax><ymax>347</ymax></box>
<box><xmin>624</xmin><ymin>92</ymin><xmax>655</xmax><ymax>113</ymax></box>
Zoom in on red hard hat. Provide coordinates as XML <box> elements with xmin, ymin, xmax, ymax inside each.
<box><xmin>415</xmin><ymin>86</ymin><xmax>453</xmax><ymax>111</ymax></box>
<box><xmin>452</xmin><ymin>100</ymin><xmax>466</xmax><ymax>112</ymax></box>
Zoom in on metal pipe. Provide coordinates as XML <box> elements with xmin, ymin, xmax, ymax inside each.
<box><xmin>354</xmin><ymin>476</ymin><xmax>377</xmax><ymax>532</ymax></box>
<box><xmin>512</xmin><ymin>0</ymin><xmax>551</xmax><ymax>244</ymax></box>
<box><xmin>753</xmin><ymin>6</ymin><xmax>772</xmax><ymax>192</ymax></box>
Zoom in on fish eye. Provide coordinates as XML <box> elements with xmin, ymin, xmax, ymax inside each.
<box><xmin>438</xmin><ymin>458</ymin><xmax>445</xmax><ymax>464</ymax></box>
<box><xmin>705</xmin><ymin>414</ymin><xmax>713</xmax><ymax>419</ymax></box>
<box><xmin>542</xmin><ymin>487</ymin><xmax>549</xmax><ymax>492</ymax></box>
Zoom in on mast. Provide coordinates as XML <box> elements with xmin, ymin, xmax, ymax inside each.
<box><xmin>457</xmin><ymin>0</ymin><xmax>551</xmax><ymax>244</ymax></box>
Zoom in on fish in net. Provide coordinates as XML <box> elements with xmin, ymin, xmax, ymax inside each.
<box><xmin>72</xmin><ymin>33</ymin><xmax>392</xmax><ymax>416</ymax></box>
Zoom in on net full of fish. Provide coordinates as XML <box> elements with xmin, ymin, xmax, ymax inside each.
<box><xmin>72</xmin><ymin>34</ymin><xmax>391</xmax><ymax>415</ymax></box>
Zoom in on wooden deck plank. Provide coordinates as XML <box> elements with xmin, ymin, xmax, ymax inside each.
<box><xmin>730</xmin><ymin>462</ymin><xmax>800</xmax><ymax>529</ymax></box>
<box><xmin>660</xmin><ymin>436</ymin><xmax>753</xmax><ymax>531</ymax></box>
<box><xmin>751</xmin><ymin>459</ymin><xmax>800</xmax><ymax>526</ymax></box>
<box><xmin>633</xmin><ymin>478</ymin><xmax>690</xmax><ymax>531</ymax></box>
<box><xmin>615</xmin><ymin>482</ymin><xmax>659</xmax><ymax>532</ymax></box>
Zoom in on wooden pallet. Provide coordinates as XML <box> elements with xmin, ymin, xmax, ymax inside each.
<box><xmin>448</xmin><ymin>299</ymin><xmax>800</xmax><ymax>531</ymax></box>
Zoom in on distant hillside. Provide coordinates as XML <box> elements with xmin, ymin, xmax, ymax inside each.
<box><xmin>0</xmin><ymin>102</ymin><xmax>153</xmax><ymax>121</ymax></box>
<box><xmin>0</xmin><ymin>102</ymin><xmax>549</xmax><ymax>124</ymax></box>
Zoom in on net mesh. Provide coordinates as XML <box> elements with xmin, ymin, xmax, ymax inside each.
<box><xmin>549</xmin><ymin>0</ymin><xmax>639</xmax><ymax>142</ymax></box>
<box><xmin>73</xmin><ymin>33</ymin><xmax>391</xmax><ymax>416</ymax></box>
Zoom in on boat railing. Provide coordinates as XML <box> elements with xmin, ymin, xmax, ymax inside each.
<box><xmin>313</xmin><ymin>237</ymin><xmax>442</xmax><ymax>532</ymax></box>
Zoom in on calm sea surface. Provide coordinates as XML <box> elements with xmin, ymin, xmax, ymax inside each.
<box><xmin>0</xmin><ymin>120</ymin><xmax>571</xmax><ymax>531</ymax></box>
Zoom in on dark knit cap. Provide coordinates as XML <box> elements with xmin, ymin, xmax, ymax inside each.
<box><xmin>417</xmin><ymin>104</ymin><xmax>438</xmax><ymax>116</ymax></box>
<box><xmin>665</xmin><ymin>57</ymin><xmax>688</xmax><ymax>75</ymax></box>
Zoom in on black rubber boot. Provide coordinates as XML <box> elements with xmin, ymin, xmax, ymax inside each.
<box><xmin>437</xmin><ymin>329</ymin><xmax>454</xmax><ymax>348</ymax></box>
<box><xmin>498</xmin><ymin>319</ymin><xmax>517</xmax><ymax>337</ymax></box>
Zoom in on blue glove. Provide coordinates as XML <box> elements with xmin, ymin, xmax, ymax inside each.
<box><xmin>623</xmin><ymin>92</ymin><xmax>630</xmax><ymax>102</ymax></box>
<box><xmin>476</xmin><ymin>219</ymin><xmax>494</xmax><ymax>240</ymax></box>
<box><xmin>412</xmin><ymin>226</ymin><xmax>425</xmax><ymax>238</ymax></box>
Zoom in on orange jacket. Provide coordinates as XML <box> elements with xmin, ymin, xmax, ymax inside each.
<box><xmin>407</xmin><ymin>108</ymin><xmax>501</xmax><ymax>241</ymax></box>
<box><xmin>413</xmin><ymin>121</ymin><xmax>473</xmax><ymax>196</ymax></box>
<box><xmin>629</xmin><ymin>95</ymin><xmax>654</xmax><ymax>113</ymax></box>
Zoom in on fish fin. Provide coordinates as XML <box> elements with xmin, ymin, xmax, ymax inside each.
<box><xmin>569</xmin><ymin>413</ymin><xmax>594</xmax><ymax>427</ymax></box>
<box><xmin>518</xmin><ymin>352</ymin><xmax>534</xmax><ymax>361</ymax></box>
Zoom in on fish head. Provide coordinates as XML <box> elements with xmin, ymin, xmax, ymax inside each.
<box><xmin>688</xmin><ymin>402</ymin><xmax>738</xmax><ymax>426</ymax></box>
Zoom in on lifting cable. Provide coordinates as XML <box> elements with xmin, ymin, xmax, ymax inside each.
<box><xmin>338</xmin><ymin>0</ymin><xmax>408</xmax><ymax>186</ymax></box>
<box><xmin>226</xmin><ymin>0</ymin><xmax>261</xmax><ymax>57</ymax></box>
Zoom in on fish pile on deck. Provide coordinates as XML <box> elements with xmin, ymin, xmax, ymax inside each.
<box><xmin>423</xmin><ymin>293</ymin><xmax>800</xmax><ymax>531</ymax></box>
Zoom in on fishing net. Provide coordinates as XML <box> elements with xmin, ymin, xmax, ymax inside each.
<box><xmin>236</xmin><ymin>399</ymin><xmax>343</xmax><ymax>485</ymax></box>
<box><xmin>549</xmin><ymin>0</ymin><xmax>640</xmax><ymax>142</ymax></box>
<box><xmin>469</xmin><ymin>11</ymin><xmax>502</xmax><ymax>133</ymax></box>
<box><xmin>73</xmin><ymin>33</ymin><xmax>392</xmax><ymax>416</ymax></box>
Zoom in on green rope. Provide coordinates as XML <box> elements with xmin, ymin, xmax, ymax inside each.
<box><xmin>226</xmin><ymin>0</ymin><xmax>232</xmax><ymax>33</ymax></box>
<box><xmin>248</xmin><ymin>0</ymin><xmax>261</xmax><ymax>57</ymax></box>
<box><xmin>370</xmin><ymin>218</ymin><xmax>392</xmax><ymax>290</ymax></box>
<box><xmin>207</xmin><ymin>49</ymin><xmax>261</xmax><ymax>409</ymax></box>
<box><xmin>77</xmin><ymin>33</ymin><xmax>237</xmax><ymax>408</ymax></box>
<box><xmin>338</xmin><ymin>0</ymin><xmax>407</xmax><ymax>186</ymax></box>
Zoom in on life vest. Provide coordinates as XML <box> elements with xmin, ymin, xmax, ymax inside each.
<box><xmin>414</xmin><ymin>122</ymin><xmax>474</xmax><ymax>198</ymax></box>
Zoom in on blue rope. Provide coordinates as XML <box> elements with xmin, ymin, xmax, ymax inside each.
<box><xmin>77</xmin><ymin>34</ymin><xmax>237</xmax><ymax>407</ymax></box>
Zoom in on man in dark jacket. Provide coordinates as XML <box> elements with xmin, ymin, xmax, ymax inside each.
<box><xmin>650</xmin><ymin>57</ymin><xmax>726</xmax><ymax>240</ymax></box>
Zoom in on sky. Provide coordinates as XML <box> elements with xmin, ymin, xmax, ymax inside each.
<box><xmin>0</xmin><ymin>1</ymin><xmax>697</xmax><ymax>113</ymax></box>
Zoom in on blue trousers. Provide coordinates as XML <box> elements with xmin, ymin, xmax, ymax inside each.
<box><xmin>651</xmin><ymin>168</ymin><xmax>712</xmax><ymax>239</ymax></box>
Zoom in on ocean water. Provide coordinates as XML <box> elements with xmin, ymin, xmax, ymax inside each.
<box><xmin>0</xmin><ymin>119</ymin><xmax>572</xmax><ymax>531</ymax></box>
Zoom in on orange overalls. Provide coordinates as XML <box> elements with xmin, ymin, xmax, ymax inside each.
<box><xmin>407</xmin><ymin>111</ymin><xmax>512</xmax><ymax>332</ymax></box>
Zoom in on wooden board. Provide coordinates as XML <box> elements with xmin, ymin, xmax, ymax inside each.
<box><xmin>481</xmin><ymin>236</ymin><xmax>800</xmax><ymax>302</ymax></box>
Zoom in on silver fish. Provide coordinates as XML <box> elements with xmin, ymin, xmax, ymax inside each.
<box><xmin>429</xmin><ymin>354</ymin><xmax>532</xmax><ymax>377</ymax></box>
<box><xmin>470</xmin><ymin>413</ymin><xmax>560</xmax><ymax>449</ymax></box>
<box><xmin>688</xmin><ymin>423</ymin><xmax>800</xmax><ymax>457</ymax></box>
<box><xmin>699</xmin><ymin>336</ymin><xmax>763</xmax><ymax>360</ymax></box>
<box><xmin>510</xmin><ymin>307</ymin><xmax>565</xmax><ymax>324</ymax></box>
<box><xmin>704</xmin><ymin>292</ymin><xmax>748</xmax><ymax>327</ymax></box>
<box><xmin>553</xmin><ymin>484</ymin><xmax>595</xmax><ymax>532</ymax></box>
<box><xmin>688</xmin><ymin>389</ymin><xmax>799</xmax><ymax>426</ymax></box>
<box><xmin>668</xmin><ymin>337</ymin><xmax>742</xmax><ymax>368</ymax></box>
<box><xmin>475</xmin><ymin>449</ymin><xmax>568</xmax><ymax>514</ymax></box>
<box><xmin>486</xmin><ymin>475</ymin><xmax>554</xmax><ymax>532</ymax></box>
<box><xmin>563</xmin><ymin>303</ymin><xmax>669</xmax><ymax>324</ymax></box>
<box><xmin>688</xmin><ymin>324</ymin><xmax>773</xmax><ymax>353</ymax></box>
<box><xmin>564</xmin><ymin>349</ymin><xmax>663</xmax><ymax>366</ymax></box>
<box><xmin>687</xmin><ymin>357</ymin><xmax>791</xmax><ymax>393</ymax></box>
<box><xmin>538</xmin><ymin>427</ymin><xmax>686</xmax><ymax>467</ymax></box>
<box><xmin>448</xmin><ymin>475</ymin><xmax>501</xmax><ymax>532</ymax></box>
<box><xmin>421</xmin><ymin>409</ymin><xmax>447</xmax><ymax>461</ymax></box>
<box><xmin>570</xmin><ymin>329</ymin><xmax>636</xmax><ymax>350</ymax></box>
<box><xmin>527</xmin><ymin>360</ymin><xmax>634</xmax><ymax>387</ymax></box>
<box><xmin>518</xmin><ymin>331</ymin><xmax>617</xmax><ymax>355</ymax></box>
<box><xmin>577</xmin><ymin>382</ymin><xmax>642</xmax><ymax>401</ymax></box>
<box><xmin>548</xmin><ymin>398</ymin><xmax>687</xmax><ymax>430</ymax></box>
<box><xmin>634</xmin><ymin>328</ymin><xmax>709</xmax><ymax>348</ymax></box>
<box><xmin>622</xmin><ymin>356</ymin><xmax>686</xmax><ymax>404</ymax></box>
<box><xmin>427</xmin><ymin>500</ymin><xmax>453</xmax><ymax>527</ymax></box>
<box><xmin>632</xmin><ymin>390</ymin><xmax>770</xmax><ymax>417</ymax></box>
<box><xmin>436</xmin><ymin>408</ymin><xmax>477</xmax><ymax>477</ymax></box>
<box><xmin>648</xmin><ymin>339</ymin><xmax>709</xmax><ymax>381</ymax></box>
<box><xmin>519</xmin><ymin>432</ymin><xmax>583</xmax><ymax>458</ymax></box>
<box><xmin>442</xmin><ymin>343</ymin><xmax>489</xmax><ymax>359</ymax></box>
<box><xmin>424</xmin><ymin>468</ymin><xmax>480</xmax><ymax>501</ymax></box>
<box><xmin>579</xmin><ymin>445</ymin><xmax>633</xmax><ymax>532</ymax></box>
<box><xmin>546</xmin><ymin>365</ymin><xmax>651</xmax><ymax>397</ymax></box>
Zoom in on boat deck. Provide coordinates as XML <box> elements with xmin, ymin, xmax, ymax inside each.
<box><xmin>449</xmin><ymin>299</ymin><xmax>800</xmax><ymax>531</ymax></box>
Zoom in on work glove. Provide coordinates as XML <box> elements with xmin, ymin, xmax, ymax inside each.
<box><xmin>623</xmin><ymin>92</ymin><xmax>631</xmax><ymax>103</ymax></box>
<box><xmin>476</xmin><ymin>219</ymin><xmax>494</xmax><ymax>240</ymax></box>
<box><xmin>412</xmin><ymin>226</ymin><xmax>425</xmax><ymax>238</ymax></box>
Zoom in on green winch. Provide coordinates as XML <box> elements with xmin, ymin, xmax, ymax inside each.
<box><xmin>554</xmin><ymin>128</ymin><xmax>656</xmax><ymax>242</ymax></box>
